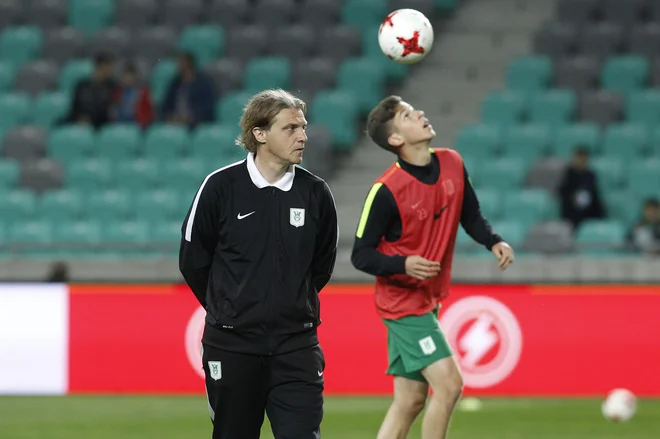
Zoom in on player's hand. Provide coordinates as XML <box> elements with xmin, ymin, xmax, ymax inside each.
<box><xmin>492</xmin><ymin>242</ymin><xmax>514</xmax><ymax>270</ymax></box>
<box><xmin>405</xmin><ymin>256</ymin><xmax>441</xmax><ymax>280</ymax></box>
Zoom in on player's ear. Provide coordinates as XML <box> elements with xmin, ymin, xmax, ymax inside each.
<box><xmin>388</xmin><ymin>132</ymin><xmax>404</xmax><ymax>148</ymax></box>
<box><xmin>251</xmin><ymin>127</ymin><xmax>267</xmax><ymax>145</ymax></box>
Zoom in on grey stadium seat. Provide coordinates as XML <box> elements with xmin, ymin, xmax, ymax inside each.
<box><xmin>602</xmin><ymin>0</ymin><xmax>645</xmax><ymax>28</ymax></box>
<box><xmin>318</xmin><ymin>26</ymin><xmax>362</xmax><ymax>62</ymax></box>
<box><xmin>525</xmin><ymin>158</ymin><xmax>567</xmax><ymax>193</ymax></box>
<box><xmin>298</xmin><ymin>0</ymin><xmax>342</xmax><ymax>27</ymax></box>
<box><xmin>389</xmin><ymin>0</ymin><xmax>434</xmax><ymax>20</ymax></box>
<box><xmin>523</xmin><ymin>220</ymin><xmax>574</xmax><ymax>254</ymax></box>
<box><xmin>28</xmin><ymin>0</ymin><xmax>67</xmax><ymax>29</ymax></box>
<box><xmin>292</xmin><ymin>58</ymin><xmax>337</xmax><ymax>96</ymax></box>
<box><xmin>554</xmin><ymin>56</ymin><xmax>600</xmax><ymax>92</ymax></box>
<box><xmin>115</xmin><ymin>0</ymin><xmax>157</xmax><ymax>29</ymax></box>
<box><xmin>3</xmin><ymin>127</ymin><xmax>46</xmax><ymax>162</ymax></box>
<box><xmin>204</xmin><ymin>58</ymin><xmax>243</xmax><ymax>95</ymax></box>
<box><xmin>650</xmin><ymin>2</ymin><xmax>660</xmax><ymax>23</ymax></box>
<box><xmin>0</xmin><ymin>0</ymin><xmax>24</xmax><ymax>29</ymax></box>
<box><xmin>20</xmin><ymin>159</ymin><xmax>64</xmax><ymax>192</ymax></box>
<box><xmin>43</xmin><ymin>28</ymin><xmax>86</xmax><ymax>64</ymax></box>
<box><xmin>160</xmin><ymin>0</ymin><xmax>204</xmax><ymax>30</ymax></box>
<box><xmin>14</xmin><ymin>60</ymin><xmax>59</xmax><ymax>96</ymax></box>
<box><xmin>301</xmin><ymin>125</ymin><xmax>334</xmax><ymax>179</ymax></box>
<box><xmin>225</xmin><ymin>26</ymin><xmax>269</xmax><ymax>60</ymax></box>
<box><xmin>253</xmin><ymin>0</ymin><xmax>297</xmax><ymax>30</ymax></box>
<box><xmin>86</xmin><ymin>27</ymin><xmax>132</xmax><ymax>58</ymax></box>
<box><xmin>577</xmin><ymin>23</ymin><xmax>624</xmax><ymax>61</ymax></box>
<box><xmin>651</xmin><ymin>57</ymin><xmax>660</xmax><ymax>87</ymax></box>
<box><xmin>206</xmin><ymin>0</ymin><xmax>249</xmax><ymax>30</ymax></box>
<box><xmin>533</xmin><ymin>22</ymin><xmax>578</xmax><ymax>60</ymax></box>
<box><xmin>628</xmin><ymin>24</ymin><xmax>660</xmax><ymax>59</ymax></box>
<box><xmin>271</xmin><ymin>25</ymin><xmax>316</xmax><ymax>60</ymax></box>
<box><xmin>132</xmin><ymin>27</ymin><xmax>177</xmax><ymax>64</ymax></box>
<box><xmin>556</xmin><ymin>0</ymin><xmax>599</xmax><ymax>24</ymax></box>
<box><xmin>579</xmin><ymin>91</ymin><xmax>622</xmax><ymax>127</ymax></box>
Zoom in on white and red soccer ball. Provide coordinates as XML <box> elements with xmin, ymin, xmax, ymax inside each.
<box><xmin>378</xmin><ymin>9</ymin><xmax>434</xmax><ymax>65</ymax></box>
<box><xmin>601</xmin><ymin>388</ymin><xmax>637</xmax><ymax>422</ymax></box>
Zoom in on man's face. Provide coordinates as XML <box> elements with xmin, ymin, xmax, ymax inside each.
<box><xmin>572</xmin><ymin>152</ymin><xmax>589</xmax><ymax>170</ymax></box>
<box><xmin>643</xmin><ymin>204</ymin><xmax>659</xmax><ymax>223</ymax></box>
<box><xmin>388</xmin><ymin>101</ymin><xmax>435</xmax><ymax>148</ymax></box>
<box><xmin>256</xmin><ymin>108</ymin><xmax>308</xmax><ymax>165</ymax></box>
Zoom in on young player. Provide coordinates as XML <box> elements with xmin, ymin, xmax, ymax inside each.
<box><xmin>351</xmin><ymin>95</ymin><xmax>514</xmax><ymax>439</ymax></box>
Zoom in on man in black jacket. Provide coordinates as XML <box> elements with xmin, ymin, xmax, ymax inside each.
<box><xmin>179</xmin><ymin>89</ymin><xmax>338</xmax><ymax>439</ymax></box>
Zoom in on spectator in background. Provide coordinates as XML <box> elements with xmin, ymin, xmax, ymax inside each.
<box><xmin>112</xmin><ymin>62</ymin><xmax>154</xmax><ymax>128</ymax></box>
<box><xmin>46</xmin><ymin>261</ymin><xmax>70</xmax><ymax>283</ymax></box>
<box><xmin>628</xmin><ymin>198</ymin><xmax>660</xmax><ymax>255</ymax></box>
<box><xmin>64</xmin><ymin>53</ymin><xmax>117</xmax><ymax>129</ymax></box>
<box><xmin>558</xmin><ymin>146</ymin><xmax>606</xmax><ymax>229</ymax></box>
<box><xmin>161</xmin><ymin>52</ymin><xmax>216</xmax><ymax>128</ymax></box>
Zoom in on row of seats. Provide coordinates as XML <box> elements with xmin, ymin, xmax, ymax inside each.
<box><xmin>555</xmin><ymin>0</ymin><xmax>660</xmax><ymax>26</ymax></box>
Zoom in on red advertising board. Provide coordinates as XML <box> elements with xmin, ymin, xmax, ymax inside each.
<box><xmin>68</xmin><ymin>284</ymin><xmax>660</xmax><ymax>396</ymax></box>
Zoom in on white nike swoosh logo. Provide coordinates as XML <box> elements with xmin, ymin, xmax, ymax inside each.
<box><xmin>317</xmin><ymin>371</ymin><xmax>323</xmax><ymax>376</ymax></box>
<box><xmin>237</xmin><ymin>211</ymin><xmax>255</xmax><ymax>220</ymax></box>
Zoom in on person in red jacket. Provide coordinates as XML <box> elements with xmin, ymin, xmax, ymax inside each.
<box><xmin>351</xmin><ymin>95</ymin><xmax>514</xmax><ymax>439</ymax></box>
<box><xmin>112</xmin><ymin>62</ymin><xmax>153</xmax><ymax>128</ymax></box>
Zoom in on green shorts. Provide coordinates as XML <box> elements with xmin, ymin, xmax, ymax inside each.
<box><xmin>382</xmin><ymin>309</ymin><xmax>453</xmax><ymax>382</ymax></box>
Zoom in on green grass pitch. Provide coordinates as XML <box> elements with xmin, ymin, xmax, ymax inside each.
<box><xmin>0</xmin><ymin>396</ymin><xmax>658</xmax><ymax>438</ymax></box>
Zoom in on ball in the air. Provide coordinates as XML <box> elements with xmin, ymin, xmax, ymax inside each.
<box><xmin>601</xmin><ymin>388</ymin><xmax>637</xmax><ymax>422</ymax></box>
<box><xmin>378</xmin><ymin>9</ymin><xmax>434</xmax><ymax>65</ymax></box>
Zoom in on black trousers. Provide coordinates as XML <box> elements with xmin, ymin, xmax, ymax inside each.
<box><xmin>201</xmin><ymin>343</ymin><xmax>325</xmax><ymax>439</ymax></box>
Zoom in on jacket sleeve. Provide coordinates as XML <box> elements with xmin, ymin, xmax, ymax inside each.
<box><xmin>460</xmin><ymin>165</ymin><xmax>503</xmax><ymax>250</ymax></box>
<box><xmin>312</xmin><ymin>181</ymin><xmax>338</xmax><ymax>292</ymax></box>
<box><xmin>351</xmin><ymin>183</ymin><xmax>407</xmax><ymax>276</ymax></box>
<box><xmin>179</xmin><ymin>178</ymin><xmax>221</xmax><ymax>308</ymax></box>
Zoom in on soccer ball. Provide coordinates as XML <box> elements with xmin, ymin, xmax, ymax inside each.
<box><xmin>601</xmin><ymin>388</ymin><xmax>637</xmax><ymax>422</ymax></box>
<box><xmin>378</xmin><ymin>9</ymin><xmax>434</xmax><ymax>65</ymax></box>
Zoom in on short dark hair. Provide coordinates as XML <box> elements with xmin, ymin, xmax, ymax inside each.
<box><xmin>367</xmin><ymin>95</ymin><xmax>402</xmax><ymax>154</ymax></box>
<box><xmin>94</xmin><ymin>52</ymin><xmax>113</xmax><ymax>66</ymax></box>
<box><xmin>179</xmin><ymin>52</ymin><xmax>197</xmax><ymax>69</ymax></box>
<box><xmin>573</xmin><ymin>146</ymin><xmax>590</xmax><ymax>157</ymax></box>
<box><xmin>644</xmin><ymin>197</ymin><xmax>660</xmax><ymax>209</ymax></box>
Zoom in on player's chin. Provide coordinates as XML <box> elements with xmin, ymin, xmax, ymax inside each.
<box><xmin>290</xmin><ymin>150</ymin><xmax>304</xmax><ymax>164</ymax></box>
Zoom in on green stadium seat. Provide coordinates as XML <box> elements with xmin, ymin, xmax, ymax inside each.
<box><xmin>47</xmin><ymin>125</ymin><xmax>94</xmax><ymax>161</ymax></box>
<box><xmin>101</xmin><ymin>220</ymin><xmax>150</xmax><ymax>245</ymax></box>
<box><xmin>0</xmin><ymin>27</ymin><xmax>42</xmax><ymax>66</ymax></box>
<box><xmin>455</xmin><ymin>226</ymin><xmax>482</xmax><ymax>253</ymax></box>
<box><xmin>472</xmin><ymin>157</ymin><xmax>526</xmax><ymax>190</ymax></box>
<box><xmin>454</xmin><ymin>124</ymin><xmax>502</xmax><ymax>157</ymax></box>
<box><xmin>68</xmin><ymin>0</ymin><xmax>114</xmax><ymax>36</ymax></box>
<box><xmin>590</xmin><ymin>156</ymin><xmax>625</xmax><ymax>190</ymax></box>
<box><xmin>552</xmin><ymin>123</ymin><xmax>600</xmax><ymax>157</ymax></box>
<box><xmin>601</xmin><ymin>56</ymin><xmax>649</xmax><ymax>95</ymax></box>
<box><xmin>309</xmin><ymin>91</ymin><xmax>359</xmax><ymax>151</ymax></box>
<box><xmin>529</xmin><ymin>89</ymin><xmax>576</xmax><ymax>126</ymax></box>
<box><xmin>626</xmin><ymin>90</ymin><xmax>660</xmax><ymax>125</ymax></box>
<box><xmin>473</xmin><ymin>189</ymin><xmax>502</xmax><ymax>221</ymax></box>
<box><xmin>52</xmin><ymin>220</ymin><xmax>102</xmax><ymax>245</ymax></box>
<box><xmin>242</xmin><ymin>57</ymin><xmax>291</xmax><ymax>93</ymax></box>
<box><xmin>481</xmin><ymin>90</ymin><xmax>526</xmax><ymax>125</ymax></box>
<box><xmin>191</xmin><ymin>124</ymin><xmax>238</xmax><ymax>159</ymax></box>
<box><xmin>150</xmin><ymin>59</ymin><xmax>177</xmax><ymax>99</ymax></box>
<box><xmin>503</xmin><ymin>189</ymin><xmax>553</xmax><ymax>225</ymax></box>
<box><xmin>601</xmin><ymin>123</ymin><xmax>649</xmax><ymax>159</ymax></box>
<box><xmin>114</xmin><ymin>159</ymin><xmax>160</xmax><ymax>190</ymax></box>
<box><xmin>142</xmin><ymin>124</ymin><xmax>188</xmax><ymax>158</ymax></box>
<box><xmin>217</xmin><ymin>91</ymin><xmax>251</xmax><ymax>125</ymax></box>
<box><xmin>626</xmin><ymin>159</ymin><xmax>660</xmax><ymax>199</ymax></box>
<box><xmin>342</xmin><ymin>0</ymin><xmax>387</xmax><ymax>30</ymax></box>
<box><xmin>503</xmin><ymin>124</ymin><xmax>551</xmax><ymax>162</ymax></box>
<box><xmin>178</xmin><ymin>25</ymin><xmax>225</xmax><ymax>67</ymax></box>
<box><xmin>460</xmin><ymin>154</ymin><xmax>479</xmax><ymax>176</ymax></box>
<box><xmin>160</xmin><ymin>158</ymin><xmax>208</xmax><ymax>192</ymax></box>
<box><xmin>434</xmin><ymin>0</ymin><xmax>458</xmax><ymax>10</ymax></box>
<box><xmin>59</xmin><ymin>59</ymin><xmax>92</xmax><ymax>92</ymax></box>
<box><xmin>134</xmin><ymin>189</ymin><xmax>183</xmax><ymax>221</ymax></box>
<box><xmin>6</xmin><ymin>220</ymin><xmax>52</xmax><ymax>244</ymax></box>
<box><xmin>66</xmin><ymin>159</ymin><xmax>113</xmax><ymax>190</ymax></box>
<box><xmin>575</xmin><ymin>219</ymin><xmax>626</xmax><ymax>252</ymax></box>
<box><xmin>0</xmin><ymin>61</ymin><xmax>16</xmax><ymax>92</ymax></box>
<box><xmin>84</xmin><ymin>189</ymin><xmax>132</xmax><ymax>220</ymax></box>
<box><xmin>32</xmin><ymin>92</ymin><xmax>69</xmax><ymax>127</ymax></box>
<box><xmin>505</xmin><ymin>56</ymin><xmax>552</xmax><ymax>92</ymax></box>
<box><xmin>0</xmin><ymin>92</ymin><xmax>30</xmax><ymax>129</ymax></box>
<box><xmin>0</xmin><ymin>189</ymin><xmax>37</xmax><ymax>221</ymax></box>
<box><xmin>337</xmin><ymin>57</ymin><xmax>387</xmax><ymax>112</ymax></box>
<box><xmin>0</xmin><ymin>160</ymin><xmax>19</xmax><ymax>188</ymax></box>
<box><xmin>650</xmin><ymin>128</ymin><xmax>660</xmax><ymax>156</ymax></box>
<box><xmin>149</xmin><ymin>220</ymin><xmax>181</xmax><ymax>245</ymax></box>
<box><xmin>96</xmin><ymin>124</ymin><xmax>141</xmax><ymax>159</ymax></box>
<box><xmin>489</xmin><ymin>220</ymin><xmax>528</xmax><ymax>247</ymax></box>
<box><xmin>362</xmin><ymin>27</ymin><xmax>408</xmax><ymax>83</ymax></box>
<box><xmin>602</xmin><ymin>190</ymin><xmax>638</xmax><ymax>226</ymax></box>
<box><xmin>39</xmin><ymin>189</ymin><xmax>84</xmax><ymax>220</ymax></box>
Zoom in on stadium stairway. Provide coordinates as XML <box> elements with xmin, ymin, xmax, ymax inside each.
<box><xmin>330</xmin><ymin>0</ymin><xmax>560</xmax><ymax>280</ymax></box>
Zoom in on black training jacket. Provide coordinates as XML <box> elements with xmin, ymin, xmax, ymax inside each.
<box><xmin>179</xmin><ymin>154</ymin><xmax>338</xmax><ymax>356</ymax></box>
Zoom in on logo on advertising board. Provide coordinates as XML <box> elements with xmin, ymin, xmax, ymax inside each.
<box><xmin>185</xmin><ymin>306</ymin><xmax>207</xmax><ymax>379</ymax></box>
<box><xmin>439</xmin><ymin>296</ymin><xmax>522</xmax><ymax>389</ymax></box>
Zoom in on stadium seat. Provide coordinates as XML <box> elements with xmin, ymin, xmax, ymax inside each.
<box><xmin>0</xmin><ymin>160</ymin><xmax>19</xmax><ymax>188</ymax></box>
<box><xmin>309</xmin><ymin>90</ymin><xmax>359</xmax><ymax>151</ymax></box>
<box><xmin>162</xmin><ymin>0</ymin><xmax>204</xmax><ymax>31</ymax></box>
<box><xmin>177</xmin><ymin>25</ymin><xmax>225</xmax><ymax>67</ymax></box>
<box><xmin>601</xmin><ymin>56</ymin><xmax>649</xmax><ymax>95</ymax></box>
<box><xmin>454</xmin><ymin>124</ymin><xmax>502</xmax><ymax>157</ymax></box>
<box><xmin>66</xmin><ymin>159</ymin><xmax>113</xmax><ymax>190</ymax></box>
<box><xmin>149</xmin><ymin>220</ymin><xmax>181</xmax><ymax>245</ymax></box>
<box><xmin>627</xmin><ymin>159</ymin><xmax>660</xmax><ymax>199</ymax></box>
<box><xmin>0</xmin><ymin>189</ymin><xmax>38</xmax><ymax>220</ymax></box>
<box><xmin>58</xmin><ymin>59</ymin><xmax>93</xmax><ymax>92</ymax></box>
<box><xmin>242</xmin><ymin>57</ymin><xmax>291</xmax><ymax>93</ymax></box>
<box><xmin>68</xmin><ymin>0</ymin><xmax>115</xmax><ymax>36</ymax></box>
<box><xmin>134</xmin><ymin>189</ymin><xmax>183</xmax><ymax>221</ymax></box>
<box><xmin>38</xmin><ymin>189</ymin><xmax>84</xmax><ymax>220</ymax></box>
<box><xmin>472</xmin><ymin>157</ymin><xmax>526</xmax><ymax>190</ymax></box>
<box><xmin>602</xmin><ymin>190</ymin><xmax>638</xmax><ymax>226</ymax></box>
<box><xmin>337</xmin><ymin>57</ymin><xmax>387</xmax><ymax>112</ymax></box>
<box><xmin>0</xmin><ymin>92</ymin><xmax>30</xmax><ymax>129</ymax></box>
<box><xmin>3</xmin><ymin>126</ymin><xmax>46</xmax><ymax>162</ymax></box>
<box><xmin>601</xmin><ymin>123</ymin><xmax>649</xmax><ymax>159</ymax></box>
<box><xmin>0</xmin><ymin>26</ymin><xmax>42</xmax><ymax>66</ymax></box>
<box><xmin>32</xmin><ymin>92</ymin><xmax>69</xmax><ymax>127</ymax></box>
<box><xmin>47</xmin><ymin>125</ymin><xmax>95</xmax><ymax>161</ymax></box>
<box><xmin>96</xmin><ymin>124</ymin><xmax>141</xmax><ymax>159</ymax></box>
<box><xmin>575</xmin><ymin>219</ymin><xmax>626</xmax><ymax>252</ymax></box>
<box><xmin>217</xmin><ymin>91</ymin><xmax>251</xmax><ymax>125</ymax></box>
<box><xmin>114</xmin><ymin>159</ymin><xmax>160</xmax><ymax>190</ymax></box>
<box><xmin>489</xmin><ymin>220</ymin><xmax>528</xmax><ymax>247</ymax></box>
<box><xmin>7</xmin><ymin>220</ymin><xmax>52</xmax><ymax>245</ymax></box>
<box><xmin>84</xmin><ymin>189</ymin><xmax>132</xmax><ymax>220</ymax></box>
<box><xmin>552</xmin><ymin>123</ymin><xmax>600</xmax><ymax>157</ymax></box>
<box><xmin>503</xmin><ymin>189</ymin><xmax>554</xmax><ymax>225</ymax></box>
<box><xmin>191</xmin><ymin>124</ymin><xmax>240</xmax><ymax>160</ymax></box>
<box><xmin>503</xmin><ymin>124</ymin><xmax>551</xmax><ymax>162</ymax></box>
<box><xmin>161</xmin><ymin>158</ymin><xmax>207</xmax><ymax>192</ymax></box>
<box><xmin>590</xmin><ymin>156</ymin><xmax>625</xmax><ymax>190</ymax></box>
<box><xmin>528</xmin><ymin>89</ymin><xmax>576</xmax><ymax>126</ymax></box>
<box><xmin>0</xmin><ymin>61</ymin><xmax>16</xmax><ymax>92</ymax></box>
<box><xmin>142</xmin><ymin>124</ymin><xmax>188</xmax><ymax>158</ymax></box>
<box><xmin>473</xmin><ymin>189</ymin><xmax>502</xmax><ymax>221</ymax></box>
<box><xmin>52</xmin><ymin>220</ymin><xmax>102</xmax><ymax>246</ymax></box>
<box><xmin>150</xmin><ymin>59</ymin><xmax>177</xmax><ymax>100</ymax></box>
<box><xmin>480</xmin><ymin>90</ymin><xmax>526</xmax><ymax>125</ymax></box>
<box><xmin>626</xmin><ymin>90</ymin><xmax>660</xmax><ymax>125</ymax></box>
<box><xmin>341</xmin><ymin>0</ymin><xmax>387</xmax><ymax>31</ymax></box>
<box><xmin>101</xmin><ymin>219</ymin><xmax>150</xmax><ymax>245</ymax></box>
<box><xmin>361</xmin><ymin>26</ymin><xmax>408</xmax><ymax>83</ymax></box>
<box><xmin>505</xmin><ymin>56</ymin><xmax>552</xmax><ymax>92</ymax></box>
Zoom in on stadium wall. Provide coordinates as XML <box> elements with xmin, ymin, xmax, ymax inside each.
<box><xmin>1</xmin><ymin>283</ymin><xmax>659</xmax><ymax>397</ymax></box>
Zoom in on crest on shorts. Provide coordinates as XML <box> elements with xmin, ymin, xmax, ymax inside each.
<box><xmin>290</xmin><ymin>208</ymin><xmax>305</xmax><ymax>227</ymax></box>
<box><xmin>208</xmin><ymin>361</ymin><xmax>222</xmax><ymax>380</ymax></box>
